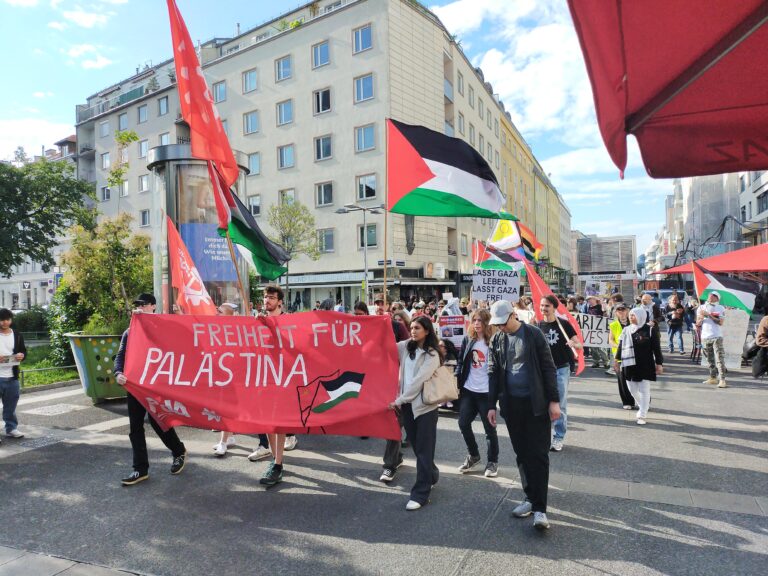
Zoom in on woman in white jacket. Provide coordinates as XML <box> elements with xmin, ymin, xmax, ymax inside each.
<box><xmin>389</xmin><ymin>315</ymin><xmax>443</xmax><ymax>510</ymax></box>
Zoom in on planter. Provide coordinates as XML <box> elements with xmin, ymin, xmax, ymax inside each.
<box><xmin>66</xmin><ymin>332</ymin><xmax>126</xmax><ymax>404</ymax></box>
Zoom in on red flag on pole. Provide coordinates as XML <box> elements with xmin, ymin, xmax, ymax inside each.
<box><xmin>524</xmin><ymin>261</ymin><xmax>585</xmax><ymax>375</ymax></box>
<box><xmin>166</xmin><ymin>215</ymin><xmax>218</xmax><ymax>315</ymax></box>
<box><xmin>166</xmin><ymin>0</ymin><xmax>239</xmax><ymax>190</ymax></box>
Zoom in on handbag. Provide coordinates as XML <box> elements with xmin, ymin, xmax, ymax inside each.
<box><xmin>421</xmin><ymin>365</ymin><xmax>459</xmax><ymax>405</ymax></box>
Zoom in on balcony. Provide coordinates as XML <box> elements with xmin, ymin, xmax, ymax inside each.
<box><xmin>78</xmin><ymin>142</ymin><xmax>95</xmax><ymax>157</ymax></box>
<box><xmin>444</xmin><ymin>78</ymin><xmax>454</xmax><ymax>103</ymax></box>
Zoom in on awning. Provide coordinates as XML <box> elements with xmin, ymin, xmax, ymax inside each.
<box><xmin>654</xmin><ymin>242</ymin><xmax>768</xmax><ymax>274</ymax></box>
<box><xmin>568</xmin><ymin>1</ymin><xmax>768</xmax><ymax>178</ymax></box>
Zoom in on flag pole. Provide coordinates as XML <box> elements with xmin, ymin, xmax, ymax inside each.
<box><xmin>225</xmin><ymin>230</ymin><xmax>251</xmax><ymax>316</ymax></box>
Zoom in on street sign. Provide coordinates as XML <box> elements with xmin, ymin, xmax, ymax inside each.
<box><xmin>21</xmin><ymin>281</ymin><xmax>31</xmax><ymax>290</ymax></box>
<box><xmin>377</xmin><ymin>259</ymin><xmax>392</xmax><ymax>266</ymax></box>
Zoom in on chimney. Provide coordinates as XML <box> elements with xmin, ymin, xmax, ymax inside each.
<box><xmin>236</xmin><ymin>22</ymin><xmax>240</xmax><ymax>35</ymax></box>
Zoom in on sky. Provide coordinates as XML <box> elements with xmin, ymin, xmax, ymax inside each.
<box><xmin>0</xmin><ymin>0</ymin><xmax>674</xmax><ymax>252</ymax></box>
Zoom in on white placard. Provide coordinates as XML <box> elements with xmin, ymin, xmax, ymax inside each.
<box><xmin>575</xmin><ymin>313</ymin><xmax>612</xmax><ymax>348</ymax></box>
<box><xmin>471</xmin><ymin>269</ymin><xmax>520</xmax><ymax>303</ymax></box>
<box><xmin>700</xmin><ymin>308</ymin><xmax>750</xmax><ymax>370</ymax></box>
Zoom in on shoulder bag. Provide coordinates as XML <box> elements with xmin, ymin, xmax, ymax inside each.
<box><xmin>421</xmin><ymin>365</ymin><xmax>459</xmax><ymax>405</ymax></box>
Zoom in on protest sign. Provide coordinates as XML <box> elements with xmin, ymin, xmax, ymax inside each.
<box><xmin>575</xmin><ymin>313</ymin><xmax>611</xmax><ymax>348</ymax></box>
<box><xmin>471</xmin><ymin>269</ymin><xmax>520</xmax><ymax>302</ymax></box>
<box><xmin>438</xmin><ymin>315</ymin><xmax>466</xmax><ymax>348</ymax></box>
<box><xmin>701</xmin><ymin>308</ymin><xmax>750</xmax><ymax>370</ymax></box>
<box><xmin>123</xmin><ymin>312</ymin><xmax>400</xmax><ymax>439</ymax></box>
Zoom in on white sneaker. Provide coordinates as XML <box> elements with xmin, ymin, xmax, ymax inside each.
<box><xmin>550</xmin><ymin>438</ymin><xmax>564</xmax><ymax>452</ymax></box>
<box><xmin>225</xmin><ymin>435</ymin><xmax>237</xmax><ymax>447</ymax></box>
<box><xmin>717</xmin><ymin>380</ymin><xmax>727</xmax><ymax>388</ymax></box>
<box><xmin>248</xmin><ymin>445</ymin><xmax>272</xmax><ymax>461</ymax></box>
<box><xmin>636</xmin><ymin>418</ymin><xmax>647</xmax><ymax>425</ymax></box>
<box><xmin>702</xmin><ymin>377</ymin><xmax>718</xmax><ymax>385</ymax></box>
<box><xmin>213</xmin><ymin>442</ymin><xmax>227</xmax><ymax>456</ymax></box>
<box><xmin>6</xmin><ymin>429</ymin><xmax>24</xmax><ymax>438</ymax></box>
<box><xmin>405</xmin><ymin>500</ymin><xmax>422</xmax><ymax>511</ymax></box>
<box><xmin>284</xmin><ymin>435</ymin><xmax>298</xmax><ymax>451</ymax></box>
<box><xmin>533</xmin><ymin>511</ymin><xmax>550</xmax><ymax>530</ymax></box>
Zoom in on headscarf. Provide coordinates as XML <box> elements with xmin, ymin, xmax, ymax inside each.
<box><xmin>629</xmin><ymin>307</ymin><xmax>648</xmax><ymax>334</ymax></box>
<box><xmin>618</xmin><ymin>307</ymin><xmax>648</xmax><ymax>368</ymax></box>
<box><xmin>443</xmin><ymin>297</ymin><xmax>462</xmax><ymax>317</ymax></box>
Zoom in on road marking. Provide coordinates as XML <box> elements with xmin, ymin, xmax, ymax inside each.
<box><xmin>79</xmin><ymin>417</ymin><xmax>127</xmax><ymax>432</ymax></box>
<box><xmin>17</xmin><ymin>387</ymin><xmax>83</xmax><ymax>407</ymax></box>
<box><xmin>21</xmin><ymin>403</ymin><xmax>89</xmax><ymax>416</ymax></box>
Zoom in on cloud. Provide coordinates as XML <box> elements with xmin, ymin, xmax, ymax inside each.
<box><xmin>60</xmin><ymin>44</ymin><xmax>113</xmax><ymax>69</ymax></box>
<box><xmin>48</xmin><ymin>20</ymin><xmax>66</xmax><ymax>30</ymax></box>
<box><xmin>62</xmin><ymin>9</ymin><xmax>108</xmax><ymax>28</ymax></box>
<box><xmin>561</xmin><ymin>192</ymin><xmax>611</xmax><ymax>201</ymax></box>
<box><xmin>82</xmin><ymin>54</ymin><xmax>112</xmax><ymax>69</ymax></box>
<box><xmin>32</xmin><ymin>91</ymin><xmax>54</xmax><ymax>98</ymax></box>
<box><xmin>0</xmin><ymin>118</ymin><xmax>74</xmax><ymax>161</ymax></box>
<box><xmin>32</xmin><ymin>48</ymin><xmax>45</xmax><ymax>55</ymax></box>
<box><xmin>4</xmin><ymin>0</ymin><xmax>38</xmax><ymax>6</ymax></box>
<box><xmin>65</xmin><ymin>43</ymin><xmax>97</xmax><ymax>57</ymax></box>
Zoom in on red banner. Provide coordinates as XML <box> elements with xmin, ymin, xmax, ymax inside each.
<box><xmin>123</xmin><ymin>312</ymin><xmax>401</xmax><ymax>440</ymax></box>
<box><xmin>166</xmin><ymin>215</ymin><xmax>218</xmax><ymax>315</ymax></box>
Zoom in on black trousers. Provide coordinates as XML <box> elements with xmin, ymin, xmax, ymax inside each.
<box><xmin>504</xmin><ymin>396</ymin><xmax>551</xmax><ymax>513</ymax></box>
<box><xmin>128</xmin><ymin>393</ymin><xmax>186</xmax><ymax>474</ymax></box>
<box><xmin>458</xmin><ymin>389</ymin><xmax>499</xmax><ymax>463</ymax></box>
<box><xmin>400</xmin><ymin>404</ymin><xmax>439</xmax><ymax>505</ymax></box>
<box><xmin>382</xmin><ymin>408</ymin><xmax>404</xmax><ymax>470</ymax></box>
<box><xmin>616</xmin><ymin>369</ymin><xmax>636</xmax><ymax>407</ymax></box>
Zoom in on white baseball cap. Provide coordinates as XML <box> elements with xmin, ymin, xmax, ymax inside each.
<box><xmin>219</xmin><ymin>302</ymin><xmax>238</xmax><ymax>311</ymax></box>
<box><xmin>489</xmin><ymin>300</ymin><xmax>515</xmax><ymax>325</ymax></box>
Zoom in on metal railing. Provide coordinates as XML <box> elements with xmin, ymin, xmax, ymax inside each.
<box><xmin>20</xmin><ymin>331</ymin><xmax>50</xmax><ymax>341</ymax></box>
<box><xmin>20</xmin><ymin>365</ymin><xmax>77</xmax><ymax>388</ymax></box>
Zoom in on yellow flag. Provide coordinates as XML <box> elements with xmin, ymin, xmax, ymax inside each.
<box><xmin>488</xmin><ymin>220</ymin><xmax>521</xmax><ymax>251</ymax></box>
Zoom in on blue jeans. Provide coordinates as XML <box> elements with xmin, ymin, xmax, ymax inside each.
<box><xmin>0</xmin><ymin>377</ymin><xmax>20</xmax><ymax>433</ymax></box>
<box><xmin>552</xmin><ymin>366</ymin><xmax>569</xmax><ymax>441</ymax></box>
<box><xmin>668</xmin><ymin>325</ymin><xmax>684</xmax><ymax>353</ymax></box>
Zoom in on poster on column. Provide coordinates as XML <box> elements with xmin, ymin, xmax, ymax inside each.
<box><xmin>471</xmin><ymin>269</ymin><xmax>520</xmax><ymax>303</ymax></box>
<box><xmin>180</xmin><ymin>222</ymin><xmax>239</xmax><ymax>282</ymax></box>
<box><xmin>438</xmin><ymin>315</ymin><xmax>466</xmax><ymax>348</ymax></box>
<box><xmin>575</xmin><ymin>313</ymin><xmax>611</xmax><ymax>348</ymax></box>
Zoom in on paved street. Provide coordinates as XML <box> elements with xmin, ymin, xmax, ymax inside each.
<box><xmin>1</xmin><ymin>333</ymin><xmax>766</xmax><ymax>576</ymax></box>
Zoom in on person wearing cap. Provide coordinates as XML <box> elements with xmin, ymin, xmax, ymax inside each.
<box><xmin>697</xmin><ymin>291</ymin><xmax>727</xmax><ymax>388</ymax></box>
<box><xmin>609</xmin><ymin>303</ymin><xmax>636</xmax><ymax>409</ymax></box>
<box><xmin>486</xmin><ymin>300</ymin><xmax>560</xmax><ymax>531</ymax></box>
<box><xmin>114</xmin><ymin>293</ymin><xmax>187</xmax><ymax>486</ymax></box>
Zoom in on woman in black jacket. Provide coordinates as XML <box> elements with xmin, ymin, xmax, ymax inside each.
<box><xmin>614</xmin><ymin>307</ymin><xmax>664</xmax><ymax>425</ymax></box>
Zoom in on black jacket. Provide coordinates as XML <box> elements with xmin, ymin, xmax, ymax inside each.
<box><xmin>455</xmin><ymin>336</ymin><xmax>477</xmax><ymax>388</ymax></box>
<box><xmin>3</xmin><ymin>329</ymin><xmax>27</xmax><ymax>380</ymax></box>
<box><xmin>114</xmin><ymin>328</ymin><xmax>129</xmax><ymax>375</ymax></box>
<box><xmin>487</xmin><ymin>323</ymin><xmax>559</xmax><ymax>417</ymax></box>
<box><xmin>615</xmin><ymin>325</ymin><xmax>664</xmax><ymax>382</ymax></box>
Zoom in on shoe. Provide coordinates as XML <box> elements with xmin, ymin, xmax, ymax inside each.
<box><xmin>604</xmin><ymin>369</ymin><xmax>616</xmax><ymax>376</ymax></box>
<box><xmin>718</xmin><ymin>380</ymin><xmax>727</xmax><ymax>388</ymax></box>
<box><xmin>702</xmin><ymin>377</ymin><xmax>718</xmax><ymax>385</ymax></box>
<box><xmin>284</xmin><ymin>435</ymin><xmax>298</xmax><ymax>451</ymax></box>
<box><xmin>636</xmin><ymin>418</ymin><xmax>647</xmax><ymax>425</ymax></box>
<box><xmin>259</xmin><ymin>461</ymin><xmax>283</xmax><ymax>486</ymax></box>
<box><xmin>6</xmin><ymin>429</ymin><xmax>24</xmax><ymax>438</ymax></box>
<box><xmin>121</xmin><ymin>471</ymin><xmax>149</xmax><ymax>486</ymax></box>
<box><xmin>225</xmin><ymin>435</ymin><xmax>237</xmax><ymax>447</ymax></box>
<box><xmin>405</xmin><ymin>500</ymin><xmax>422</xmax><ymax>511</ymax></box>
<box><xmin>680</xmin><ymin>351</ymin><xmax>687</xmax><ymax>355</ymax></box>
<box><xmin>458</xmin><ymin>454</ymin><xmax>481</xmax><ymax>473</ymax></box>
<box><xmin>622</xmin><ymin>405</ymin><xmax>633</xmax><ymax>410</ymax></box>
<box><xmin>380</xmin><ymin>468</ymin><xmax>396</xmax><ymax>482</ymax></box>
<box><xmin>213</xmin><ymin>442</ymin><xmax>227</xmax><ymax>457</ymax></box>
<box><xmin>591</xmin><ymin>364</ymin><xmax>600</xmax><ymax>368</ymax></box>
<box><xmin>512</xmin><ymin>500</ymin><xmax>533</xmax><ymax>518</ymax></box>
<box><xmin>484</xmin><ymin>462</ymin><xmax>498</xmax><ymax>477</ymax></box>
<box><xmin>550</xmin><ymin>438</ymin><xmax>564</xmax><ymax>452</ymax></box>
<box><xmin>248</xmin><ymin>445</ymin><xmax>272</xmax><ymax>461</ymax></box>
<box><xmin>170</xmin><ymin>451</ymin><xmax>186</xmax><ymax>475</ymax></box>
<box><xmin>533</xmin><ymin>511</ymin><xmax>550</xmax><ymax>530</ymax></box>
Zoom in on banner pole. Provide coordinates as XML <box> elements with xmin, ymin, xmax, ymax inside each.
<box><xmin>226</xmin><ymin>230</ymin><xmax>251</xmax><ymax>316</ymax></box>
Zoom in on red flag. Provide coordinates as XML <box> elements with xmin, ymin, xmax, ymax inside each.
<box><xmin>166</xmin><ymin>215</ymin><xmax>218</xmax><ymax>315</ymax></box>
<box><xmin>166</xmin><ymin>0</ymin><xmax>238</xmax><ymax>190</ymax></box>
<box><xmin>524</xmin><ymin>261</ymin><xmax>585</xmax><ymax>375</ymax></box>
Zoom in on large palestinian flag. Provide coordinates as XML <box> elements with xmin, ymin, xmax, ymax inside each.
<box><xmin>386</xmin><ymin>119</ymin><xmax>509</xmax><ymax>218</ymax></box>
<box><xmin>692</xmin><ymin>261</ymin><xmax>758</xmax><ymax>314</ymax></box>
<box><xmin>473</xmin><ymin>240</ymin><xmax>525</xmax><ymax>271</ymax></box>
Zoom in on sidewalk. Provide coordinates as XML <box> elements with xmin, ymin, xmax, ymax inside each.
<box><xmin>0</xmin><ymin>545</ymin><xmax>135</xmax><ymax>576</ymax></box>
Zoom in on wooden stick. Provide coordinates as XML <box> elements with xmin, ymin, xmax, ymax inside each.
<box><xmin>225</xmin><ymin>230</ymin><xmax>251</xmax><ymax>315</ymax></box>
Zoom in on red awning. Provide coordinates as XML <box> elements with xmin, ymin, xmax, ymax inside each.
<box><xmin>655</xmin><ymin>243</ymin><xmax>768</xmax><ymax>274</ymax></box>
<box><xmin>568</xmin><ymin>1</ymin><xmax>768</xmax><ymax>178</ymax></box>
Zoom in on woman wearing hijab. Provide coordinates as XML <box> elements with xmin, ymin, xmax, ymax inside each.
<box><xmin>608</xmin><ymin>303</ymin><xmax>636</xmax><ymax>410</ymax></box>
<box><xmin>614</xmin><ymin>307</ymin><xmax>663</xmax><ymax>425</ymax></box>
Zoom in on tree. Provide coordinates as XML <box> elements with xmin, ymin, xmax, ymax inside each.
<box><xmin>107</xmin><ymin>130</ymin><xmax>140</xmax><ymax>190</ymax></box>
<box><xmin>62</xmin><ymin>213</ymin><xmax>152</xmax><ymax>333</ymax></box>
<box><xmin>267</xmin><ymin>200</ymin><xmax>320</xmax><ymax>297</ymax></box>
<box><xmin>0</xmin><ymin>160</ymin><xmax>95</xmax><ymax>278</ymax></box>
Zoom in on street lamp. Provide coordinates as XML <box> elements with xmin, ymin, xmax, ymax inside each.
<box><xmin>335</xmin><ymin>203</ymin><xmax>383</xmax><ymax>304</ymax></box>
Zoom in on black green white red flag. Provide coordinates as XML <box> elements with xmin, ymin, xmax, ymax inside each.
<box><xmin>473</xmin><ymin>240</ymin><xmax>524</xmax><ymax>271</ymax></box>
<box><xmin>386</xmin><ymin>119</ymin><xmax>509</xmax><ymax>218</ymax></box>
<box><xmin>692</xmin><ymin>261</ymin><xmax>758</xmax><ymax>314</ymax></box>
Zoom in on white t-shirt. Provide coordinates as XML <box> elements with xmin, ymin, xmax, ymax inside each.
<box><xmin>401</xmin><ymin>348</ymin><xmax>424</xmax><ymax>395</ymax></box>
<box><xmin>699</xmin><ymin>303</ymin><xmax>725</xmax><ymax>339</ymax></box>
<box><xmin>0</xmin><ymin>331</ymin><xmax>15</xmax><ymax>378</ymax></box>
<box><xmin>463</xmin><ymin>339</ymin><xmax>489</xmax><ymax>393</ymax></box>
<box><xmin>516</xmin><ymin>308</ymin><xmax>536</xmax><ymax>324</ymax></box>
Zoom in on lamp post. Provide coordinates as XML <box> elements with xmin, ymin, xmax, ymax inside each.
<box><xmin>335</xmin><ymin>203</ymin><xmax>384</xmax><ymax>304</ymax></box>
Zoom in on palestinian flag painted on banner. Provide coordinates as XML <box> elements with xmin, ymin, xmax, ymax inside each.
<box><xmin>473</xmin><ymin>240</ymin><xmax>525</xmax><ymax>271</ymax></box>
<box><xmin>312</xmin><ymin>371</ymin><xmax>365</xmax><ymax>413</ymax></box>
<box><xmin>386</xmin><ymin>119</ymin><xmax>509</xmax><ymax>218</ymax></box>
<box><xmin>692</xmin><ymin>261</ymin><xmax>758</xmax><ymax>314</ymax></box>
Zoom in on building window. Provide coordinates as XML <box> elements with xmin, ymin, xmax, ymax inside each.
<box><xmin>242</xmin><ymin>68</ymin><xmax>258</xmax><ymax>93</ymax></box>
<box><xmin>457</xmin><ymin>71</ymin><xmax>464</xmax><ymax>95</ymax></box>
<box><xmin>358</xmin><ymin>223</ymin><xmax>377</xmax><ymax>248</ymax></box>
<box><xmin>758</xmin><ymin>192</ymin><xmax>768</xmax><ymax>214</ymax></box>
<box><xmin>741</xmin><ymin>206</ymin><xmax>747</xmax><ymax>221</ymax></box>
<box><xmin>99</xmin><ymin>121</ymin><xmax>109</xmax><ymax>138</ymax></box>
<box><xmin>278</xmin><ymin>144</ymin><xmax>295</xmax><ymax>169</ymax></box>
<box><xmin>479</xmin><ymin>135</ymin><xmax>485</xmax><ymax>156</ymax></box>
<box><xmin>118</xmin><ymin>113</ymin><xmax>128</xmax><ymax>131</ymax></box>
<box><xmin>248</xmin><ymin>195</ymin><xmax>261</xmax><ymax>216</ymax></box>
<box><xmin>317</xmin><ymin>228</ymin><xmax>334</xmax><ymax>253</ymax></box>
<box><xmin>313</xmin><ymin>88</ymin><xmax>331</xmax><ymax>114</ymax></box>
<box><xmin>244</xmin><ymin>110</ymin><xmax>260</xmax><ymax>134</ymax></box>
<box><xmin>748</xmin><ymin>201</ymin><xmax>752</xmax><ymax>220</ymax></box>
<box><xmin>276</xmin><ymin>99</ymin><xmax>293</xmax><ymax>125</ymax></box>
<box><xmin>101</xmin><ymin>152</ymin><xmax>110</xmax><ymax>169</ymax></box>
<box><xmin>138</xmin><ymin>174</ymin><xmax>149</xmax><ymax>192</ymax></box>
<box><xmin>495</xmin><ymin>150</ymin><xmax>500</xmax><ymax>169</ymax></box>
<box><xmin>487</xmin><ymin>142</ymin><xmax>492</xmax><ymax>160</ymax></box>
<box><xmin>458</xmin><ymin>112</ymin><xmax>465</xmax><ymax>135</ymax></box>
<box><xmin>100</xmin><ymin>186</ymin><xmax>110</xmax><ymax>202</ymax></box>
<box><xmin>279</xmin><ymin>188</ymin><xmax>295</xmax><ymax>204</ymax></box>
<box><xmin>353</xmin><ymin>24</ymin><xmax>372</xmax><ymax>53</ymax></box>
<box><xmin>119</xmin><ymin>180</ymin><xmax>129</xmax><ymax>197</ymax></box>
<box><xmin>354</xmin><ymin>73</ymin><xmax>374</xmax><ymax>103</ymax></box>
<box><xmin>314</xmin><ymin>135</ymin><xmax>332</xmax><ymax>161</ymax></box>
<box><xmin>478</xmin><ymin>98</ymin><xmax>484</xmax><ymax>119</ymax></box>
<box><xmin>494</xmin><ymin>118</ymin><xmax>499</xmax><ymax>137</ymax></box>
<box><xmin>138</xmin><ymin>139</ymin><xmax>148</xmax><ymax>158</ymax></box>
<box><xmin>355</xmin><ymin>124</ymin><xmax>375</xmax><ymax>152</ymax></box>
<box><xmin>159</xmin><ymin>132</ymin><xmax>170</xmax><ymax>146</ymax></box>
<box><xmin>140</xmin><ymin>209</ymin><xmax>150</xmax><ymax>227</ymax></box>
<box><xmin>316</xmin><ymin>181</ymin><xmax>333</xmax><ymax>206</ymax></box>
<box><xmin>248</xmin><ymin>152</ymin><xmax>260</xmax><ymax>175</ymax></box>
<box><xmin>158</xmin><ymin>96</ymin><xmax>168</xmax><ymax>116</ymax></box>
<box><xmin>213</xmin><ymin>81</ymin><xmax>226</xmax><ymax>103</ymax></box>
<box><xmin>357</xmin><ymin>173</ymin><xmax>376</xmax><ymax>200</ymax></box>
<box><xmin>137</xmin><ymin>104</ymin><xmax>148</xmax><ymax>124</ymax></box>
<box><xmin>469</xmin><ymin>124</ymin><xmax>475</xmax><ymax>146</ymax></box>
<box><xmin>461</xmin><ymin>234</ymin><xmax>468</xmax><ymax>256</ymax></box>
<box><xmin>487</xmin><ymin>111</ymin><xmax>492</xmax><ymax>129</ymax></box>
<box><xmin>468</xmin><ymin>86</ymin><xmax>474</xmax><ymax>108</ymax></box>
<box><xmin>275</xmin><ymin>55</ymin><xmax>292</xmax><ymax>81</ymax></box>
<box><xmin>312</xmin><ymin>40</ymin><xmax>330</xmax><ymax>68</ymax></box>
<box><xmin>120</xmin><ymin>147</ymin><xmax>129</xmax><ymax>163</ymax></box>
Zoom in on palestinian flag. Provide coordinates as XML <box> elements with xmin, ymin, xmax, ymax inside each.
<box><xmin>692</xmin><ymin>261</ymin><xmax>758</xmax><ymax>314</ymax></box>
<box><xmin>312</xmin><ymin>371</ymin><xmax>365</xmax><ymax>413</ymax></box>
<box><xmin>473</xmin><ymin>240</ymin><xmax>525</xmax><ymax>271</ymax></box>
<box><xmin>386</xmin><ymin>119</ymin><xmax>509</xmax><ymax>218</ymax></box>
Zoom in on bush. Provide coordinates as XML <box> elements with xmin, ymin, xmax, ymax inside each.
<box><xmin>12</xmin><ymin>306</ymin><xmax>48</xmax><ymax>333</ymax></box>
<box><xmin>82</xmin><ymin>312</ymin><xmax>128</xmax><ymax>336</ymax></box>
<box><xmin>47</xmin><ymin>280</ymin><xmax>91</xmax><ymax>366</ymax></box>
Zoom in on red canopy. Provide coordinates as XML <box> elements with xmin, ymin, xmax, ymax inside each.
<box><xmin>655</xmin><ymin>242</ymin><xmax>768</xmax><ymax>274</ymax></box>
<box><xmin>568</xmin><ymin>1</ymin><xmax>768</xmax><ymax>178</ymax></box>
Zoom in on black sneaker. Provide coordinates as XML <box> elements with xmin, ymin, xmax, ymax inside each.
<box><xmin>260</xmin><ymin>462</ymin><xmax>283</xmax><ymax>486</ymax></box>
<box><xmin>380</xmin><ymin>468</ymin><xmax>396</xmax><ymax>482</ymax></box>
<box><xmin>170</xmin><ymin>451</ymin><xmax>187</xmax><ymax>475</ymax></box>
<box><xmin>121</xmin><ymin>471</ymin><xmax>149</xmax><ymax>486</ymax></box>
<box><xmin>458</xmin><ymin>454</ymin><xmax>481</xmax><ymax>473</ymax></box>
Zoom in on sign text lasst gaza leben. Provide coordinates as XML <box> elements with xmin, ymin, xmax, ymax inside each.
<box><xmin>471</xmin><ymin>269</ymin><xmax>520</xmax><ymax>302</ymax></box>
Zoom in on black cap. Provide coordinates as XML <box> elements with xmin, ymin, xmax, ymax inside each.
<box><xmin>614</xmin><ymin>302</ymin><xmax>628</xmax><ymax>310</ymax></box>
<box><xmin>133</xmin><ymin>293</ymin><xmax>157</xmax><ymax>306</ymax></box>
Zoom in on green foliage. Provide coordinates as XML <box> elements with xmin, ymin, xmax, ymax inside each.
<box><xmin>107</xmin><ymin>130</ymin><xmax>140</xmax><ymax>189</ymax></box>
<box><xmin>81</xmin><ymin>312</ymin><xmax>128</xmax><ymax>335</ymax></box>
<box><xmin>0</xmin><ymin>160</ymin><xmax>96</xmax><ymax>277</ymax></box>
<box><xmin>289</xmin><ymin>19</ymin><xmax>302</xmax><ymax>29</ymax></box>
<box><xmin>46</xmin><ymin>280</ymin><xmax>91</xmax><ymax>366</ymax></box>
<box><xmin>11</xmin><ymin>306</ymin><xmax>48</xmax><ymax>332</ymax></box>
<box><xmin>63</xmin><ymin>213</ymin><xmax>152</xmax><ymax>332</ymax></box>
<box><xmin>267</xmin><ymin>200</ymin><xmax>321</xmax><ymax>263</ymax></box>
<box><xmin>19</xmin><ymin>345</ymin><xmax>79</xmax><ymax>387</ymax></box>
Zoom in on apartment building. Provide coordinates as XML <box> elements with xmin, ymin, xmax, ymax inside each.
<box><xmin>74</xmin><ymin>0</ymin><xmax>571</xmax><ymax>306</ymax></box>
<box><xmin>738</xmin><ymin>170</ymin><xmax>768</xmax><ymax>246</ymax></box>
<box><xmin>575</xmin><ymin>233</ymin><xmax>637</xmax><ymax>297</ymax></box>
